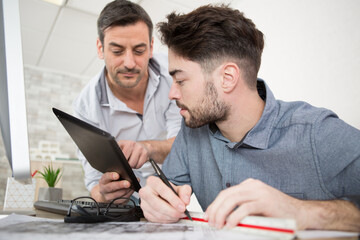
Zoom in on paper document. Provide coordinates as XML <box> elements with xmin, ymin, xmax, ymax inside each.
<box><xmin>0</xmin><ymin>214</ymin><xmax>286</xmax><ymax>240</ymax></box>
<box><xmin>296</xmin><ymin>230</ymin><xmax>359</xmax><ymax>239</ymax></box>
<box><xmin>180</xmin><ymin>211</ymin><xmax>296</xmax><ymax>239</ymax></box>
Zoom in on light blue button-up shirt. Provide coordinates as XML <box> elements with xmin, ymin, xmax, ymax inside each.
<box><xmin>163</xmin><ymin>80</ymin><xmax>360</xmax><ymax>211</ymax></box>
<box><xmin>73</xmin><ymin>53</ymin><xmax>181</xmax><ymax>191</ymax></box>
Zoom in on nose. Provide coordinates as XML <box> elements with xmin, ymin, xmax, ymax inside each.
<box><xmin>124</xmin><ymin>51</ymin><xmax>136</xmax><ymax>69</ymax></box>
<box><xmin>168</xmin><ymin>82</ymin><xmax>180</xmax><ymax>100</ymax></box>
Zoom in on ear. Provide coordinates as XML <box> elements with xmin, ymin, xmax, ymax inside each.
<box><xmin>221</xmin><ymin>63</ymin><xmax>240</xmax><ymax>93</ymax></box>
<box><xmin>149</xmin><ymin>37</ymin><xmax>154</xmax><ymax>59</ymax></box>
<box><xmin>96</xmin><ymin>38</ymin><xmax>104</xmax><ymax>60</ymax></box>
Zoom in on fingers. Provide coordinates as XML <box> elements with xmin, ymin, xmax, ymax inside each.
<box><xmin>101</xmin><ymin>185</ymin><xmax>134</xmax><ymax>202</ymax></box>
<box><xmin>205</xmin><ymin>178</ymin><xmax>267</xmax><ymax>229</ymax></box>
<box><xmin>177</xmin><ymin>184</ymin><xmax>192</xmax><ymax>205</ymax></box>
<box><xmin>225</xmin><ymin>202</ymin><xmax>261</xmax><ymax>228</ymax></box>
<box><xmin>130</xmin><ymin>149</ymin><xmax>148</xmax><ymax>169</ymax></box>
<box><xmin>98</xmin><ymin>172</ymin><xmax>133</xmax><ymax>202</ymax></box>
<box><xmin>139</xmin><ymin>176</ymin><xmax>188</xmax><ymax>223</ymax></box>
<box><xmin>112</xmin><ymin>189</ymin><xmax>134</xmax><ymax>204</ymax></box>
<box><xmin>140</xmin><ymin>192</ymin><xmax>185</xmax><ymax>223</ymax></box>
<box><xmin>99</xmin><ymin>172</ymin><xmax>131</xmax><ymax>190</ymax></box>
<box><xmin>151</xmin><ymin>177</ymin><xmax>187</xmax><ymax>212</ymax></box>
<box><xmin>99</xmin><ymin>172</ymin><xmax>120</xmax><ymax>184</ymax></box>
<box><xmin>118</xmin><ymin>140</ymin><xmax>149</xmax><ymax>169</ymax></box>
<box><xmin>205</xmin><ymin>186</ymin><xmax>246</xmax><ymax>229</ymax></box>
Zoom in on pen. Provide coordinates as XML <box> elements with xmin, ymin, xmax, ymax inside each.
<box><xmin>149</xmin><ymin>158</ymin><xmax>193</xmax><ymax>221</ymax></box>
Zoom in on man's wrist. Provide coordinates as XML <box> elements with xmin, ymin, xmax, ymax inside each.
<box><xmin>296</xmin><ymin>199</ymin><xmax>360</xmax><ymax>231</ymax></box>
<box><xmin>295</xmin><ymin>199</ymin><xmax>312</xmax><ymax>230</ymax></box>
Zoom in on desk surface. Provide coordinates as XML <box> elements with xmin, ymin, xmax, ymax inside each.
<box><xmin>0</xmin><ymin>207</ymin><xmax>358</xmax><ymax>240</ymax></box>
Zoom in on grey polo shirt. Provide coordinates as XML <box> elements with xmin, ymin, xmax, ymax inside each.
<box><xmin>163</xmin><ymin>80</ymin><xmax>360</xmax><ymax>211</ymax></box>
<box><xmin>73</xmin><ymin>53</ymin><xmax>181</xmax><ymax>191</ymax></box>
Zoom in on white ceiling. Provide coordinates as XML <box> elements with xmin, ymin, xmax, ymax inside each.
<box><xmin>19</xmin><ymin>0</ymin><xmax>234</xmax><ymax>78</ymax></box>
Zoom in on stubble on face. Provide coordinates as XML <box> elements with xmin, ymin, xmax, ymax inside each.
<box><xmin>177</xmin><ymin>79</ymin><xmax>229</xmax><ymax>128</ymax></box>
<box><xmin>111</xmin><ymin>66</ymin><xmax>143</xmax><ymax>88</ymax></box>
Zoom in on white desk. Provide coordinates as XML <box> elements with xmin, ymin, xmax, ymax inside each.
<box><xmin>0</xmin><ymin>208</ymin><xmax>358</xmax><ymax>240</ymax></box>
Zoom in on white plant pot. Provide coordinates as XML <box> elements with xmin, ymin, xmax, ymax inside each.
<box><xmin>38</xmin><ymin>187</ymin><xmax>63</xmax><ymax>201</ymax></box>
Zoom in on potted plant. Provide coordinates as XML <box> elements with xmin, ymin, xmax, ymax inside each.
<box><xmin>37</xmin><ymin>164</ymin><xmax>63</xmax><ymax>201</ymax></box>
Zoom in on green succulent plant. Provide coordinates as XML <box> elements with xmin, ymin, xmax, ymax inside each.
<box><xmin>37</xmin><ymin>164</ymin><xmax>63</xmax><ymax>187</ymax></box>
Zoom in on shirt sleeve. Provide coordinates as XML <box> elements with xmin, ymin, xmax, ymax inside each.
<box><xmin>313</xmin><ymin>110</ymin><xmax>360</xmax><ymax>206</ymax></box>
<box><xmin>162</xmin><ymin>120</ymin><xmax>191</xmax><ymax>186</ymax></box>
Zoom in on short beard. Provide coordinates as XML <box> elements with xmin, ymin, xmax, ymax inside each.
<box><xmin>112</xmin><ymin>67</ymin><xmax>142</xmax><ymax>88</ymax></box>
<box><xmin>177</xmin><ymin>80</ymin><xmax>229</xmax><ymax>128</ymax></box>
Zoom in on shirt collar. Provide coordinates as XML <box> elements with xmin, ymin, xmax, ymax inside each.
<box><xmin>99</xmin><ymin>67</ymin><xmax>108</xmax><ymax>105</ymax></box>
<box><xmin>242</xmin><ymin>79</ymin><xmax>277</xmax><ymax>149</ymax></box>
<box><xmin>209</xmin><ymin>79</ymin><xmax>277</xmax><ymax>150</ymax></box>
<box><xmin>146</xmin><ymin>58</ymin><xmax>160</xmax><ymax>97</ymax></box>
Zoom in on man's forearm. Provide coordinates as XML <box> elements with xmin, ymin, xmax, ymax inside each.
<box><xmin>140</xmin><ymin>137</ymin><xmax>175</xmax><ymax>163</ymax></box>
<box><xmin>301</xmin><ymin>199</ymin><xmax>360</xmax><ymax>231</ymax></box>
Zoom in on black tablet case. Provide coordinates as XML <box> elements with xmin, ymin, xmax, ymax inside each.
<box><xmin>53</xmin><ymin>108</ymin><xmax>141</xmax><ymax>192</ymax></box>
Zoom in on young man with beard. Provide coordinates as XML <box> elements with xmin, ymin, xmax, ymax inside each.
<box><xmin>139</xmin><ymin>5</ymin><xmax>360</xmax><ymax>231</ymax></box>
<box><xmin>73</xmin><ymin>0</ymin><xmax>181</xmax><ymax>203</ymax></box>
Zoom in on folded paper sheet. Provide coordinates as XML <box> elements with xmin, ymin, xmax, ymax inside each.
<box><xmin>4</xmin><ymin>177</ymin><xmax>36</xmax><ymax>209</ymax></box>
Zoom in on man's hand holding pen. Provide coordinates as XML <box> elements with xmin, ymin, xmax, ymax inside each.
<box><xmin>139</xmin><ymin>175</ymin><xmax>192</xmax><ymax>223</ymax></box>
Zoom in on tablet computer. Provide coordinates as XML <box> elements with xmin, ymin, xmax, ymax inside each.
<box><xmin>52</xmin><ymin>107</ymin><xmax>141</xmax><ymax>192</ymax></box>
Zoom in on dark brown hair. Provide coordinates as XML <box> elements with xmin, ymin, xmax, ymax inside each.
<box><xmin>97</xmin><ymin>0</ymin><xmax>153</xmax><ymax>45</ymax></box>
<box><xmin>158</xmin><ymin>4</ymin><xmax>264</xmax><ymax>88</ymax></box>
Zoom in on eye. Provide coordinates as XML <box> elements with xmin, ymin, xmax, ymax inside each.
<box><xmin>111</xmin><ymin>49</ymin><xmax>123</xmax><ymax>55</ymax></box>
<box><xmin>134</xmin><ymin>48</ymin><xmax>146</xmax><ymax>55</ymax></box>
<box><xmin>176</xmin><ymin>80</ymin><xmax>184</xmax><ymax>86</ymax></box>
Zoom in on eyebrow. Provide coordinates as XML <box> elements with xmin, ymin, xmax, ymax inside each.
<box><xmin>169</xmin><ymin>69</ymin><xmax>182</xmax><ymax>76</ymax></box>
<box><xmin>108</xmin><ymin>42</ymin><xmax>147</xmax><ymax>49</ymax></box>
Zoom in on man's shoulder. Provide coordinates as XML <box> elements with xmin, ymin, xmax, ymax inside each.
<box><xmin>151</xmin><ymin>52</ymin><xmax>169</xmax><ymax>70</ymax></box>
<box><xmin>149</xmin><ymin>53</ymin><xmax>170</xmax><ymax>73</ymax></box>
<box><xmin>275</xmin><ymin>100</ymin><xmax>338</xmax><ymax>128</ymax></box>
<box><xmin>73</xmin><ymin>69</ymin><xmax>103</xmax><ymax>122</ymax></box>
<box><xmin>149</xmin><ymin>53</ymin><xmax>172</xmax><ymax>83</ymax></box>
